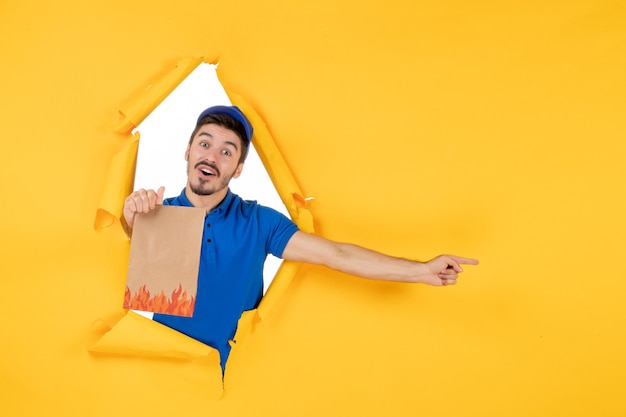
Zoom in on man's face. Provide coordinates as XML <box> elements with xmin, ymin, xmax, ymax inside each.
<box><xmin>185</xmin><ymin>123</ymin><xmax>244</xmax><ymax>196</ymax></box>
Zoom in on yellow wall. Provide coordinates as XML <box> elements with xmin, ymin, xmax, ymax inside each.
<box><xmin>1</xmin><ymin>0</ymin><xmax>625</xmax><ymax>415</ymax></box>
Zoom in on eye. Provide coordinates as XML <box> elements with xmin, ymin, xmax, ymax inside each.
<box><xmin>199</xmin><ymin>141</ymin><xmax>209</xmax><ymax>148</ymax></box>
<box><xmin>222</xmin><ymin>149</ymin><xmax>232</xmax><ymax>157</ymax></box>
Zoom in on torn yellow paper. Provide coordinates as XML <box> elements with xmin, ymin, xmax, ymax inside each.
<box><xmin>95</xmin><ymin>57</ymin><xmax>203</xmax><ymax>230</ymax></box>
<box><xmin>223</xmin><ymin>87</ymin><xmax>315</xmax><ymax>234</ymax></box>
<box><xmin>257</xmin><ymin>261</ymin><xmax>303</xmax><ymax>321</ymax></box>
<box><xmin>89</xmin><ymin>311</ymin><xmax>223</xmax><ymax>398</ymax></box>
<box><xmin>114</xmin><ymin>57</ymin><xmax>204</xmax><ymax>133</ymax></box>
<box><xmin>94</xmin><ymin>132</ymin><xmax>139</xmax><ymax>230</ymax></box>
<box><xmin>90</xmin><ymin>311</ymin><xmax>219</xmax><ymax>360</ymax></box>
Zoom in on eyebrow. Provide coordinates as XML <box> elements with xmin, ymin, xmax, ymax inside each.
<box><xmin>197</xmin><ymin>131</ymin><xmax>239</xmax><ymax>150</ymax></box>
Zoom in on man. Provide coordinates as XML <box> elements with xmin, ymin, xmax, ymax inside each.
<box><xmin>123</xmin><ymin>105</ymin><xmax>478</xmax><ymax>371</ymax></box>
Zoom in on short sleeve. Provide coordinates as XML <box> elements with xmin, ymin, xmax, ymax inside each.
<box><xmin>260</xmin><ymin>206</ymin><xmax>299</xmax><ymax>258</ymax></box>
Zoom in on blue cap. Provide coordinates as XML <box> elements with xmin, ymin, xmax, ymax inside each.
<box><xmin>196</xmin><ymin>105</ymin><xmax>253</xmax><ymax>142</ymax></box>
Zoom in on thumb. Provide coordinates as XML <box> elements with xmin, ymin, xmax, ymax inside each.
<box><xmin>441</xmin><ymin>256</ymin><xmax>462</xmax><ymax>273</ymax></box>
<box><xmin>156</xmin><ymin>186</ymin><xmax>165</xmax><ymax>204</ymax></box>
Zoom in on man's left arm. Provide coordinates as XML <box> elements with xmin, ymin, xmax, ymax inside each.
<box><xmin>281</xmin><ymin>231</ymin><xmax>478</xmax><ymax>286</ymax></box>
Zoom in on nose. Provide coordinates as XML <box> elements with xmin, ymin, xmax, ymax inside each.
<box><xmin>202</xmin><ymin>146</ymin><xmax>219</xmax><ymax>163</ymax></box>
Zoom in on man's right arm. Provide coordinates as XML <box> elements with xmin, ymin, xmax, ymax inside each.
<box><xmin>282</xmin><ymin>231</ymin><xmax>478</xmax><ymax>286</ymax></box>
<box><xmin>122</xmin><ymin>186</ymin><xmax>165</xmax><ymax>237</ymax></box>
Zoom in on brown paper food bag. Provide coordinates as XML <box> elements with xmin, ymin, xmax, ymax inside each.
<box><xmin>123</xmin><ymin>205</ymin><xmax>205</xmax><ymax>317</ymax></box>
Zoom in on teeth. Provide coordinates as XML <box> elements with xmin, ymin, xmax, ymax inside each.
<box><xmin>200</xmin><ymin>168</ymin><xmax>213</xmax><ymax>175</ymax></box>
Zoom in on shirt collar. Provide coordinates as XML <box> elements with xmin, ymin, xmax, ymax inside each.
<box><xmin>211</xmin><ymin>189</ymin><xmax>234</xmax><ymax>216</ymax></box>
<box><xmin>177</xmin><ymin>187</ymin><xmax>235</xmax><ymax>216</ymax></box>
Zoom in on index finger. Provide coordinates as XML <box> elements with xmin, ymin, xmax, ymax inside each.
<box><xmin>449</xmin><ymin>255</ymin><xmax>479</xmax><ymax>266</ymax></box>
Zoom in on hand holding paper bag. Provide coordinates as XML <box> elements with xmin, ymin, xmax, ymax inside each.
<box><xmin>123</xmin><ymin>186</ymin><xmax>166</xmax><ymax>233</ymax></box>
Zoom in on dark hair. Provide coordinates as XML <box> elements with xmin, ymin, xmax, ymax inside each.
<box><xmin>188</xmin><ymin>113</ymin><xmax>250</xmax><ymax>163</ymax></box>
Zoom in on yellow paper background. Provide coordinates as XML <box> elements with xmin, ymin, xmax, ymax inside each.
<box><xmin>1</xmin><ymin>1</ymin><xmax>625</xmax><ymax>416</ymax></box>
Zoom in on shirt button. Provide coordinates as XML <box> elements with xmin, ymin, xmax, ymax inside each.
<box><xmin>206</xmin><ymin>238</ymin><xmax>212</xmax><ymax>243</ymax></box>
<box><xmin>206</xmin><ymin>223</ymin><xmax>211</xmax><ymax>228</ymax></box>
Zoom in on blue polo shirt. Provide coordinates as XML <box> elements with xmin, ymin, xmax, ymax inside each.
<box><xmin>153</xmin><ymin>188</ymin><xmax>298</xmax><ymax>371</ymax></box>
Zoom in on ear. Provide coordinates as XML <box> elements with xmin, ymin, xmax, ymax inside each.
<box><xmin>232</xmin><ymin>162</ymin><xmax>244</xmax><ymax>179</ymax></box>
<box><xmin>184</xmin><ymin>144</ymin><xmax>190</xmax><ymax>161</ymax></box>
